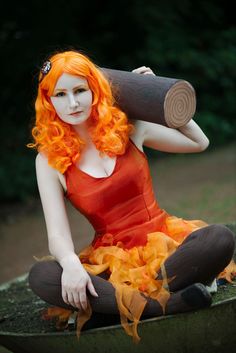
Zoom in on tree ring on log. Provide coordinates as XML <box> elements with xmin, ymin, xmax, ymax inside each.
<box><xmin>164</xmin><ymin>80</ymin><xmax>196</xmax><ymax>128</ymax></box>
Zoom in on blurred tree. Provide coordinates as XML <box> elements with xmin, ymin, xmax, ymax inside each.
<box><xmin>0</xmin><ymin>0</ymin><xmax>235</xmax><ymax>201</ymax></box>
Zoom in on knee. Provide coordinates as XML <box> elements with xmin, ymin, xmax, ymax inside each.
<box><xmin>28</xmin><ymin>260</ymin><xmax>62</xmax><ymax>296</ymax></box>
<box><xmin>28</xmin><ymin>261</ymin><xmax>46</xmax><ymax>294</ymax></box>
<box><xmin>206</xmin><ymin>224</ymin><xmax>235</xmax><ymax>260</ymax></box>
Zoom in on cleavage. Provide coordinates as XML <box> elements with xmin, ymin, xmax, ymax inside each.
<box><xmin>76</xmin><ymin>149</ymin><xmax>117</xmax><ymax>178</ymax></box>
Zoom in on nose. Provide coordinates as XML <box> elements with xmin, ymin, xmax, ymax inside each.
<box><xmin>68</xmin><ymin>93</ymin><xmax>79</xmax><ymax>109</ymax></box>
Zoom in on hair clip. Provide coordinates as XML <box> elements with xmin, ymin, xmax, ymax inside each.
<box><xmin>39</xmin><ymin>60</ymin><xmax>51</xmax><ymax>82</ymax></box>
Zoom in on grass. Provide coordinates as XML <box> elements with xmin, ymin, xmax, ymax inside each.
<box><xmin>147</xmin><ymin>142</ymin><xmax>236</xmax><ymax>224</ymax></box>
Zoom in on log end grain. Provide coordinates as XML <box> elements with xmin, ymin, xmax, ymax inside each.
<box><xmin>164</xmin><ymin>80</ymin><xmax>196</xmax><ymax>128</ymax></box>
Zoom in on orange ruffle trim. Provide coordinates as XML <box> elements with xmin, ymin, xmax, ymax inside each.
<box><xmin>42</xmin><ymin>217</ymin><xmax>235</xmax><ymax>342</ymax></box>
<box><xmin>79</xmin><ymin>216</ymin><xmax>208</xmax><ymax>341</ymax></box>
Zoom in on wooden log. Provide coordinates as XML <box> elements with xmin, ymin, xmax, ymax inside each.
<box><xmin>101</xmin><ymin>68</ymin><xmax>196</xmax><ymax>128</ymax></box>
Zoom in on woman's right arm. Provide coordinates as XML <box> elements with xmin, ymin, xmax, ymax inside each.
<box><xmin>35</xmin><ymin>153</ymin><xmax>98</xmax><ymax>310</ymax></box>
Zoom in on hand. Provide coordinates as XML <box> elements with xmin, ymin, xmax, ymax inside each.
<box><xmin>132</xmin><ymin>66</ymin><xmax>156</xmax><ymax>75</ymax></box>
<box><xmin>60</xmin><ymin>256</ymin><xmax>98</xmax><ymax>311</ymax></box>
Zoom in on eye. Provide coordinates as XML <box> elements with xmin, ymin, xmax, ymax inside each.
<box><xmin>54</xmin><ymin>92</ymin><xmax>65</xmax><ymax>97</ymax></box>
<box><xmin>74</xmin><ymin>88</ymin><xmax>86</xmax><ymax>94</ymax></box>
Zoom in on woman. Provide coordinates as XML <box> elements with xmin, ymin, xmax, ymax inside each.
<box><xmin>28</xmin><ymin>50</ymin><xmax>235</xmax><ymax>341</ymax></box>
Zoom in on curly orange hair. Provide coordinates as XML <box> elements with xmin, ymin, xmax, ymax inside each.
<box><xmin>28</xmin><ymin>50</ymin><xmax>134</xmax><ymax>173</ymax></box>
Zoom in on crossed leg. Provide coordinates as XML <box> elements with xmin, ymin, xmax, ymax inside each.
<box><xmin>28</xmin><ymin>224</ymin><xmax>235</xmax><ymax>326</ymax></box>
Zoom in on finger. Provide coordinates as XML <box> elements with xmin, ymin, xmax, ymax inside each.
<box><xmin>142</xmin><ymin>67</ymin><xmax>154</xmax><ymax>74</ymax></box>
<box><xmin>132</xmin><ymin>66</ymin><xmax>147</xmax><ymax>73</ymax></box>
<box><xmin>87</xmin><ymin>280</ymin><xmax>99</xmax><ymax>297</ymax></box>
<box><xmin>67</xmin><ymin>292</ymin><xmax>77</xmax><ymax>308</ymax></box>
<box><xmin>142</xmin><ymin>68</ymin><xmax>155</xmax><ymax>75</ymax></box>
<box><xmin>144</xmin><ymin>71</ymin><xmax>155</xmax><ymax>75</ymax></box>
<box><xmin>79</xmin><ymin>290</ymin><xmax>88</xmax><ymax>311</ymax></box>
<box><xmin>73</xmin><ymin>292</ymin><xmax>82</xmax><ymax>310</ymax></box>
<box><xmin>134</xmin><ymin>68</ymin><xmax>154</xmax><ymax>75</ymax></box>
<box><xmin>62</xmin><ymin>288</ymin><xmax>69</xmax><ymax>305</ymax></box>
<box><xmin>132</xmin><ymin>69</ymin><xmax>147</xmax><ymax>74</ymax></box>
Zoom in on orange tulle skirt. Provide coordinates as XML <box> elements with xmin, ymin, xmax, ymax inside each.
<box><xmin>77</xmin><ymin>216</ymin><xmax>208</xmax><ymax>341</ymax></box>
<box><xmin>42</xmin><ymin>216</ymin><xmax>236</xmax><ymax>341</ymax></box>
<box><xmin>42</xmin><ymin>216</ymin><xmax>235</xmax><ymax>342</ymax></box>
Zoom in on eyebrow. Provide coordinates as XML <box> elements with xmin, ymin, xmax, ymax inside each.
<box><xmin>54</xmin><ymin>84</ymin><xmax>88</xmax><ymax>92</ymax></box>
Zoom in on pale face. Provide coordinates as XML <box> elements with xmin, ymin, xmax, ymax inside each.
<box><xmin>50</xmin><ymin>73</ymin><xmax>93</xmax><ymax>126</ymax></box>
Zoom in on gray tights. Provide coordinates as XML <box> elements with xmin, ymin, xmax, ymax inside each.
<box><xmin>28</xmin><ymin>224</ymin><xmax>235</xmax><ymax>328</ymax></box>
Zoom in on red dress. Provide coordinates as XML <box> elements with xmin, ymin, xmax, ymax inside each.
<box><xmin>64</xmin><ymin>139</ymin><xmax>207</xmax><ymax>340</ymax></box>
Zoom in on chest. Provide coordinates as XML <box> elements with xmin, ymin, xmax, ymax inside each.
<box><xmin>76</xmin><ymin>147</ymin><xmax>117</xmax><ymax>178</ymax></box>
<box><xmin>65</xmin><ymin>141</ymin><xmax>150</xmax><ymax>217</ymax></box>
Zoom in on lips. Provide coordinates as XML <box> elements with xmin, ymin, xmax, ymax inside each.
<box><xmin>69</xmin><ymin>111</ymin><xmax>83</xmax><ymax>116</ymax></box>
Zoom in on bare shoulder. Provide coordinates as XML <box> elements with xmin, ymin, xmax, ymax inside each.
<box><xmin>35</xmin><ymin>153</ymin><xmax>67</xmax><ymax>192</ymax></box>
<box><xmin>36</xmin><ymin>153</ymin><xmax>57</xmax><ymax>177</ymax></box>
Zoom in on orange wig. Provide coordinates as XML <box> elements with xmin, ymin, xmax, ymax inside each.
<box><xmin>28</xmin><ymin>50</ymin><xmax>134</xmax><ymax>173</ymax></box>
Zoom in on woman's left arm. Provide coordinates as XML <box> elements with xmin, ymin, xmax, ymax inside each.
<box><xmin>134</xmin><ymin>119</ymin><xmax>209</xmax><ymax>153</ymax></box>
<box><xmin>132</xmin><ymin>66</ymin><xmax>209</xmax><ymax>153</ymax></box>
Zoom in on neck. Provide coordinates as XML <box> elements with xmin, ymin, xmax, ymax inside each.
<box><xmin>73</xmin><ymin>121</ymin><xmax>94</xmax><ymax>146</ymax></box>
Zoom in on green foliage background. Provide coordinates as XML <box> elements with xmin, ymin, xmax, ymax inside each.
<box><xmin>0</xmin><ymin>0</ymin><xmax>235</xmax><ymax>202</ymax></box>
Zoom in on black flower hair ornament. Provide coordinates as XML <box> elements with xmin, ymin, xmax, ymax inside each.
<box><xmin>39</xmin><ymin>60</ymin><xmax>51</xmax><ymax>82</ymax></box>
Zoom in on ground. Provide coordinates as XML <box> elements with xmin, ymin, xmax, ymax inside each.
<box><xmin>0</xmin><ymin>142</ymin><xmax>235</xmax><ymax>284</ymax></box>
